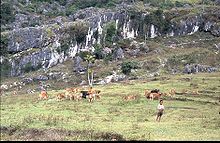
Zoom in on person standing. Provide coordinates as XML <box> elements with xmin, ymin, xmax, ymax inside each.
<box><xmin>156</xmin><ymin>99</ymin><xmax>165</xmax><ymax>122</ymax></box>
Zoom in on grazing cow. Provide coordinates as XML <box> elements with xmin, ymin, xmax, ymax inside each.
<box><xmin>144</xmin><ymin>89</ymin><xmax>151</xmax><ymax>98</ymax></box>
<box><xmin>148</xmin><ymin>93</ymin><xmax>162</xmax><ymax>100</ymax></box>
<box><xmin>169</xmin><ymin>88</ymin><xmax>176</xmax><ymax>96</ymax></box>
<box><xmin>81</xmin><ymin>90</ymin><xmax>89</xmax><ymax>99</ymax></box>
<box><xmin>39</xmin><ymin>91</ymin><xmax>48</xmax><ymax>100</ymax></box>
<box><xmin>92</xmin><ymin>90</ymin><xmax>101</xmax><ymax>100</ymax></box>
<box><xmin>151</xmin><ymin>89</ymin><xmax>160</xmax><ymax>93</ymax></box>
<box><xmin>65</xmin><ymin>88</ymin><xmax>81</xmax><ymax>100</ymax></box>
<box><xmin>75</xmin><ymin>92</ymin><xmax>83</xmax><ymax>101</ymax></box>
<box><xmin>87</xmin><ymin>87</ymin><xmax>101</xmax><ymax>102</ymax></box>
<box><xmin>56</xmin><ymin>93</ymin><xmax>66</xmax><ymax>101</ymax></box>
<box><xmin>145</xmin><ymin>89</ymin><xmax>161</xmax><ymax>100</ymax></box>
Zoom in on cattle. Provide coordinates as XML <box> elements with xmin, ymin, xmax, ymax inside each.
<box><xmin>56</xmin><ymin>93</ymin><xmax>66</xmax><ymax>101</ymax></box>
<box><xmin>151</xmin><ymin>89</ymin><xmax>160</xmax><ymax>93</ymax></box>
<box><xmin>39</xmin><ymin>91</ymin><xmax>48</xmax><ymax>100</ymax></box>
<box><xmin>144</xmin><ymin>89</ymin><xmax>151</xmax><ymax>98</ymax></box>
<box><xmin>93</xmin><ymin>90</ymin><xmax>101</xmax><ymax>100</ymax></box>
<box><xmin>75</xmin><ymin>92</ymin><xmax>83</xmax><ymax>101</ymax></box>
<box><xmin>145</xmin><ymin>89</ymin><xmax>162</xmax><ymax>100</ymax></box>
<box><xmin>148</xmin><ymin>93</ymin><xmax>162</xmax><ymax>100</ymax></box>
<box><xmin>87</xmin><ymin>88</ymin><xmax>101</xmax><ymax>103</ymax></box>
<box><xmin>65</xmin><ymin>88</ymin><xmax>81</xmax><ymax>100</ymax></box>
<box><xmin>169</xmin><ymin>88</ymin><xmax>176</xmax><ymax>96</ymax></box>
<box><xmin>81</xmin><ymin>90</ymin><xmax>89</xmax><ymax>99</ymax></box>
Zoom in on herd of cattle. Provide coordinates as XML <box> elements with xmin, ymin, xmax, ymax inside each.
<box><xmin>39</xmin><ymin>87</ymin><xmax>101</xmax><ymax>102</ymax></box>
<box><xmin>38</xmin><ymin>87</ymin><xmax>200</xmax><ymax>102</ymax></box>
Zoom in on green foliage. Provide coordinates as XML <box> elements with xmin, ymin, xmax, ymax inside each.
<box><xmin>0</xmin><ymin>59</ymin><xmax>11</xmax><ymax>77</ymax></box>
<box><xmin>117</xmin><ymin>39</ymin><xmax>131</xmax><ymax>49</ymax></box>
<box><xmin>57</xmin><ymin>42</ymin><xmax>69</xmax><ymax>54</ymax></box>
<box><xmin>0</xmin><ymin>1</ymin><xmax>15</xmax><ymax>25</ymax></box>
<box><xmin>66</xmin><ymin>5</ymin><xmax>78</xmax><ymax>16</ymax></box>
<box><xmin>65</xmin><ymin>22</ymin><xmax>89</xmax><ymax>43</ymax></box>
<box><xmin>23</xmin><ymin>62</ymin><xmax>34</xmax><ymax>73</ymax></box>
<box><xmin>167</xmin><ymin>51</ymin><xmax>209</xmax><ymax>69</ymax></box>
<box><xmin>0</xmin><ymin>33</ymin><xmax>9</xmax><ymax>57</ymax></box>
<box><xmin>104</xmin><ymin>21</ymin><xmax>117</xmax><ymax>44</ymax></box>
<box><xmin>175</xmin><ymin>1</ymin><xmax>185</xmax><ymax>7</ymax></box>
<box><xmin>93</xmin><ymin>44</ymin><xmax>103</xmax><ymax>59</ymax></box>
<box><xmin>74</xmin><ymin>0</ymin><xmax>117</xmax><ymax>9</ymax></box>
<box><xmin>103</xmin><ymin>53</ymin><xmax>113</xmax><ymax>64</ymax></box>
<box><xmin>145</xmin><ymin>9</ymin><xmax>171</xmax><ymax>32</ymax></box>
<box><xmin>121</xmin><ymin>61</ymin><xmax>139</xmax><ymax>75</ymax></box>
<box><xmin>78</xmin><ymin>51</ymin><xmax>94</xmax><ymax>62</ymax></box>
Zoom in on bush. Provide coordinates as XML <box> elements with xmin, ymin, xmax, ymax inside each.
<box><xmin>93</xmin><ymin>44</ymin><xmax>103</xmax><ymax>59</ymax></box>
<box><xmin>66</xmin><ymin>22</ymin><xmax>89</xmax><ymax>43</ymax></box>
<box><xmin>121</xmin><ymin>61</ymin><xmax>139</xmax><ymax>75</ymax></box>
<box><xmin>23</xmin><ymin>62</ymin><xmax>34</xmax><ymax>73</ymax></box>
<box><xmin>0</xmin><ymin>33</ymin><xmax>9</xmax><ymax>57</ymax></box>
<box><xmin>104</xmin><ymin>21</ymin><xmax>117</xmax><ymax>44</ymax></box>
<box><xmin>66</xmin><ymin>5</ymin><xmax>78</xmax><ymax>16</ymax></box>
<box><xmin>0</xmin><ymin>2</ymin><xmax>15</xmax><ymax>25</ymax></box>
<box><xmin>0</xmin><ymin>59</ymin><xmax>11</xmax><ymax>77</ymax></box>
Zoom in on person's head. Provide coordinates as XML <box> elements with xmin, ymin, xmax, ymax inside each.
<box><xmin>90</xmin><ymin>86</ymin><xmax>93</xmax><ymax>89</ymax></box>
<box><xmin>159</xmin><ymin>99</ymin><xmax>163</xmax><ymax>104</ymax></box>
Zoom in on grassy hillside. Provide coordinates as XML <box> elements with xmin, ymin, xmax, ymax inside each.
<box><xmin>1</xmin><ymin>72</ymin><xmax>220</xmax><ymax>141</ymax></box>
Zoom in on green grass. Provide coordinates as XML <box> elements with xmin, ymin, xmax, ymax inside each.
<box><xmin>1</xmin><ymin>72</ymin><xmax>220</xmax><ymax>141</ymax></box>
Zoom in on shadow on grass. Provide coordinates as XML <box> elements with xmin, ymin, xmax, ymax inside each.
<box><xmin>0</xmin><ymin>126</ymin><xmax>125</xmax><ymax>141</ymax></box>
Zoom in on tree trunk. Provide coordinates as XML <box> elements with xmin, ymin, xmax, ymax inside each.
<box><xmin>91</xmin><ymin>70</ymin><xmax>94</xmax><ymax>87</ymax></box>
<box><xmin>87</xmin><ymin>63</ymin><xmax>91</xmax><ymax>86</ymax></box>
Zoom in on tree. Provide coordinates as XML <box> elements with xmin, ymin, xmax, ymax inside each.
<box><xmin>84</xmin><ymin>54</ymin><xmax>96</xmax><ymax>86</ymax></box>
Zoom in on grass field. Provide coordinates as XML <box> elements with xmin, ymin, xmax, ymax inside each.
<box><xmin>1</xmin><ymin>72</ymin><xmax>220</xmax><ymax>141</ymax></box>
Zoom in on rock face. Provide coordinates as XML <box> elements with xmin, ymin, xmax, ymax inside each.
<box><xmin>97</xmin><ymin>71</ymin><xmax>126</xmax><ymax>84</ymax></box>
<box><xmin>113</xmin><ymin>48</ymin><xmax>124</xmax><ymax>60</ymax></box>
<box><xmin>183</xmin><ymin>64</ymin><xmax>218</xmax><ymax>74</ymax></box>
<box><xmin>1</xmin><ymin>3</ymin><xmax>220</xmax><ymax>76</ymax></box>
<box><xmin>73</xmin><ymin>56</ymin><xmax>85</xmax><ymax>73</ymax></box>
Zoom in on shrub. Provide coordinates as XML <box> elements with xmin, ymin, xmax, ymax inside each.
<box><xmin>0</xmin><ymin>33</ymin><xmax>9</xmax><ymax>57</ymax></box>
<box><xmin>93</xmin><ymin>44</ymin><xmax>103</xmax><ymax>59</ymax></box>
<box><xmin>104</xmin><ymin>21</ymin><xmax>117</xmax><ymax>44</ymax></box>
<box><xmin>66</xmin><ymin>22</ymin><xmax>89</xmax><ymax>43</ymax></box>
<box><xmin>121</xmin><ymin>61</ymin><xmax>139</xmax><ymax>75</ymax></box>
<box><xmin>0</xmin><ymin>1</ymin><xmax>15</xmax><ymax>25</ymax></box>
<box><xmin>0</xmin><ymin>59</ymin><xmax>11</xmax><ymax>77</ymax></box>
<box><xmin>23</xmin><ymin>62</ymin><xmax>34</xmax><ymax>73</ymax></box>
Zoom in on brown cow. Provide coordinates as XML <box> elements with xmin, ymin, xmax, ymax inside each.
<box><xmin>39</xmin><ymin>91</ymin><xmax>48</xmax><ymax>100</ymax></box>
<box><xmin>144</xmin><ymin>89</ymin><xmax>151</xmax><ymax>98</ymax></box>
<box><xmin>87</xmin><ymin>87</ymin><xmax>101</xmax><ymax>102</ymax></box>
<box><xmin>56</xmin><ymin>93</ymin><xmax>66</xmax><ymax>101</ymax></box>
<box><xmin>148</xmin><ymin>93</ymin><xmax>162</xmax><ymax>100</ymax></box>
<box><xmin>65</xmin><ymin>88</ymin><xmax>81</xmax><ymax>100</ymax></box>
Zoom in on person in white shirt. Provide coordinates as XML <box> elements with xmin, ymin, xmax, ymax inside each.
<box><xmin>156</xmin><ymin>99</ymin><xmax>165</xmax><ymax>122</ymax></box>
